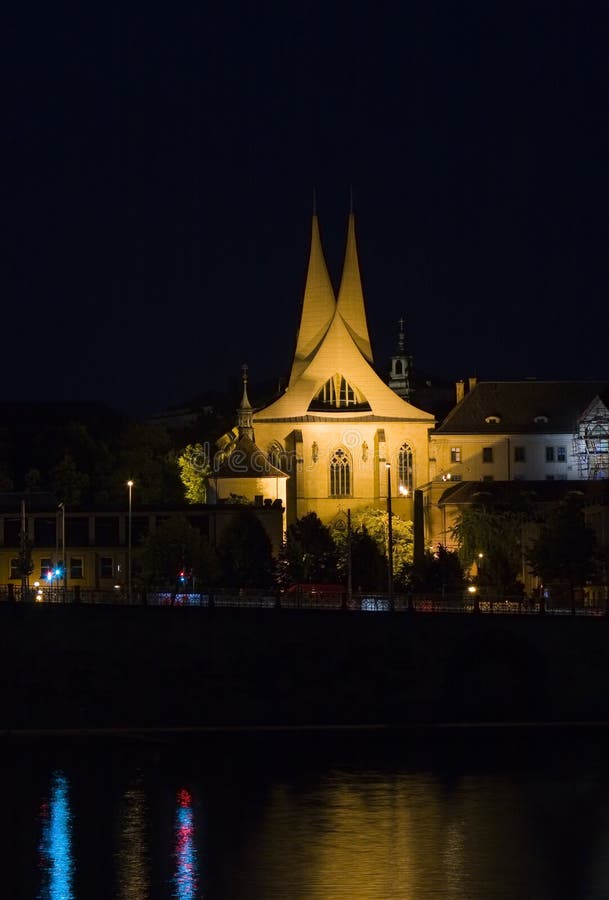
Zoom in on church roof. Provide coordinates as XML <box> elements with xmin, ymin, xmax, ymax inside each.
<box><xmin>212</xmin><ymin>433</ymin><xmax>288</xmax><ymax>479</ymax></box>
<box><xmin>289</xmin><ymin>215</ymin><xmax>336</xmax><ymax>387</ymax></box>
<box><xmin>336</xmin><ymin>212</ymin><xmax>373</xmax><ymax>363</ymax></box>
<box><xmin>256</xmin><ymin>211</ymin><xmax>435</xmax><ymax>425</ymax></box>
<box><xmin>437</xmin><ymin>479</ymin><xmax>609</xmax><ymax>507</ymax></box>
<box><xmin>436</xmin><ymin>381</ymin><xmax>609</xmax><ymax>434</ymax></box>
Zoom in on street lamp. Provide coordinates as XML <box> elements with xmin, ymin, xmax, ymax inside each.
<box><xmin>127</xmin><ymin>481</ymin><xmax>134</xmax><ymax>603</ymax></box>
<box><xmin>58</xmin><ymin>502</ymin><xmax>66</xmax><ymax>601</ymax></box>
<box><xmin>386</xmin><ymin>463</ymin><xmax>394</xmax><ymax>609</ymax></box>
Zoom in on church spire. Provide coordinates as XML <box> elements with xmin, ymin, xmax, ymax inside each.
<box><xmin>336</xmin><ymin>211</ymin><xmax>373</xmax><ymax>363</ymax></box>
<box><xmin>289</xmin><ymin>211</ymin><xmax>336</xmax><ymax>387</ymax></box>
<box><xmin>237</xmin><ymin>363</ymin><xmax>254</xmax><ymax>440</ymax></box>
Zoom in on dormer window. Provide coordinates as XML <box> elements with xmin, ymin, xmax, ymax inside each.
<box><xmin>485</xmin><ymin>415</ymin><xmax>501</xmax><ymax>424</ymax></box>
<box><xmin>308</xmin><ymin>374</ymin><xmax>371</xmax><ymax>411</ymax></box>
<box><xmin>534</xmin><ymin>415</ymin><xmax>549</xmax><ymax>424</ymax></box>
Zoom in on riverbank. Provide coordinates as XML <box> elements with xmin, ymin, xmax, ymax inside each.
<box><xmin>2</xmin><ymin>603</ymin><xmax>609</xmax><ymax>732</ymax></box>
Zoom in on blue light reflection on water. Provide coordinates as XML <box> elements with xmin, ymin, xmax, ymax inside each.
<box><xmin>172</xmin><ymin>788</ymin><xmax>199</xmax><ymax>900</ymax></box>
<box><xmin>38</xmin><ymin>770</ymin><xmax>74</xmax><ymax>900</ymax></box>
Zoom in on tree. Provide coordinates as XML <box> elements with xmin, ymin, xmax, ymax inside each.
<box><xmin>216</xmin><ymin>509</ymin><xmax>274</xmax><ymax>588</ymax></box>
<box><xmin>282</xmin><ymin>512</ymin><xmax>339</xmax><ymax>585</ymax></box>
<box><xmin>450</xmin><ymin>489</ymin><xmax>533</xmax><ymax>596</ymax></box>
<box><xmin>177</xmin><ymin>443</ymin><xmax>211</xmax><ymax>503</ymax></box>
<box><xmin>345</xmin><ymin>527</ymin><xmax>387</xmax><ymax>591</ymax></box>
<box><xmin>137</xmin><ymin>514</ymin><xmax>220</xmax><ymax>590</ymax></box>
<box><xmin>409</xmin><ymin>544</ymin><xmax>466</xmax><ymax>594</ymax></box>
<box><xmin>50</xmin><ymin>453</ymin><xmax>90</xmax><ymax>506</ymax></box>
<box><xmin>526</xmin><ymin>496</ymin><xmax>599</xmax><ymax>610</ymax></box>
<box><xmin>106</xmin><ymin>423</ymin><xmax>184</xmax><ymax>505</ymax></box>
<box><xmin>342</xmin><ymin>507</ymin><xmax>414</xmax><ymax>589</ymax></box>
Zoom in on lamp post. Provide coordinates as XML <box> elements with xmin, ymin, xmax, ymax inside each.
<box><xmin>127</xmin><ymin>480</ymin><xmax>134</xmax><ymax>603</ymax></box>
<box><xmin>386</xmin><ymin>463</ymin><xmax>394</xmax><ymax>610</ymax></box>
<box><xmin>58</xmin><ymin>502</ymin><xmax>66</xmax><ymax>601</ymax></box>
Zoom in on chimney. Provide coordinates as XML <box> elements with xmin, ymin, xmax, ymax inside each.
<box><xmin>468</xmin><ymin>376</ymin><xmax>478</xmax><ymax>392</ymax></box>
<box><xmin>456</xmin><ymin>380</ymin><xmax>465</xmax><ymax>403</ymax></box>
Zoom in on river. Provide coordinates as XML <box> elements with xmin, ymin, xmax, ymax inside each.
<box><xmin>3</xmin><ymin>725</ymin><xmax>609</xmax><ymax>899</ymax></box>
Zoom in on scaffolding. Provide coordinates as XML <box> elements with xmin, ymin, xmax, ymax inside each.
<box><xmin>573</xmin><ymin>401</ymin><xmax>609</xmax><ymax>480</ymax></box>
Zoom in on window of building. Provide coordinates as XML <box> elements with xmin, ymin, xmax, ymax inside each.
<box><xmin>398</xmin><ymin>442</ymin><xmax>414</xmax><ymax>493</ymax></box>
<box><xmin>100</xmin><ymin>556</ymin><xmax>113</xmax><ymax>579</ymax></box>
<box><xmin>557</xmin><ymin>446</ymin><xmax>567</xmax><ymax>462</ymax></box>
<box><xmin>514</xmin><ymin>446</ymin><xmax>526</xmax><ymax>463</ymax></box>
<box><xmin>268</xmin><ymin>441</ymin><xmax>288</xmax><ymax>472</ymax></box>
<box><xmin>329</xmin><ymin>448</ymin><xmax>351</xmax><ymax>496</ymax></box>
<box><xmin>9</xmin><ymin>558</ymin><xmax>20</xmax><ymax>580</ymax></box>
<box><xmin>309</xmin><ymin>374</ymin><xmax>370</xmax><ymax>411</ymax></box>
<box><xmin>546</xmin><ymin>447</ymin><xmax>555</xmax><ymax>462</ymax></box>
<box><xmin>482</xmin><ymin>447</ymin><xmax>494</xmax><ymax>463</ymax></box>
<box><xmin>450</xmin><ymin>446</ymin><xmax>462</xmax><ymax>463</ymax></box>
<box><xmin>70</xmin><ymin>557</ymin><xmax>84</xmax><ymax>579</ymax></box>
<box><xmin>40</xmin><ymin>557</ymin><xmax>53</xmax><ymax>579</ymax></box>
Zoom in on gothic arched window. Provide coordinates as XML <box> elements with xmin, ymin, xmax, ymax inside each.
<box><xmin>308</xmin><ymin>374</ymin><xmax>370</xmax><ymax>411</ymax></box>
<box><xmin>398</xmin><ymin>442</ymin><xmax>414</xmax><ymax>493</ymax></box>
<box><xmin>268</xmin><ymin>441</ymin><xmax>288</xmax><ymax>473</ymax></box>
<box><xmin>329</xmin><ymin>447</ymin><xmax>352</xmax><ymax>497</ymax></box>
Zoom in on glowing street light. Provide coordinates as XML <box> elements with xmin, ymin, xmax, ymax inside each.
<box><xmin>127</xmin><ymin>480</ymin><xmax>134</xmax><ymax>603</ymax></box>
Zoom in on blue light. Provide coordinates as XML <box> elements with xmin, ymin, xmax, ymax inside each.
<box><xmin>38</xmin><ymin>770</ymin><xmax>74</xmax><ymax>899</ymax></box>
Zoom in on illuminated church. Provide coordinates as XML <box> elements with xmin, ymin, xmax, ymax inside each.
<box><xmin>213</xmin><ymin>210</ymin><xmax>436</xmax><ymax>531</ymax></box>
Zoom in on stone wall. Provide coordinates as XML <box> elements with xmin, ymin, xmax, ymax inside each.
<box><xmin>2</xmin><ymin>604</ymin><xmax>609</xmax><ymax>732</ymax></box>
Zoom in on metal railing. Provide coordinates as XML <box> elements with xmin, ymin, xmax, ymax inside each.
<box><xmin>1</xmin><ymin>583</ymin><xmax>607</xmax><ymax>616</ymax></box>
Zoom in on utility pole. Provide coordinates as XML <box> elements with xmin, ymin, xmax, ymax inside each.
<box><xmin>347</xmin><ymin>508</ymin><xmax>352</xmax><ymax>609</ymax></box>
<box><xmin>386</xmin><ymin>463</ymin><xmax>394</xmax><ymax>610</ymax></box>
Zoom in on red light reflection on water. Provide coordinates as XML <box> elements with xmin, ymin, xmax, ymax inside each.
<box><xmin>173</xmin><ymin>788</ymin><xmax>198</xmax><ymax>899</ymax></box>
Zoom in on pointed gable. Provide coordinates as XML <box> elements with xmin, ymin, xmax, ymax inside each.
<box><xmin>336</xmin><ymin>212</ymin><xmax>373</xmax><ymax>363</ymax></box>
<box><xmin>257</xmin><ymin>308</ymin><xmax>434</xmax><ymax>422</ymax></box>
<box><xmin>289</xmin><ymin>215</ymin><xmax>336</xmax><ymax>387</ymax></box>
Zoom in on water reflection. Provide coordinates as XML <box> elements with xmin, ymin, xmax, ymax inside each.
<box><xmin>38</xmin><ymin>769</ymin><xmax>74</xmax><ymax>900</ymax></box>
<box><xmin>172</xmin><ymin>788</ymin><xmax>199</xmax><ymax>900</ymax></box>
<box><xmin>115</xmin><ymin>780</ymin><xmax>151</xmax><ymax>900</ymax></box>
<box><xmin>10</xmin><ymin>730</ymin><xmax>609</xmax><ymax>900</ymax></box>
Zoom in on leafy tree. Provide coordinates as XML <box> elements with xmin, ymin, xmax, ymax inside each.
<box><xmin>526</xmin><ymin>496</ymin><xmax>599</xmax><ymax>610</ymax></box>
<box><xmin>50</xmin><ymin>452</ymin><xmax>90</xmax><ymax>506</ymax></box>
<box><xmin>342</xmin><ymin>527</ymin><xmax>387</xmax><ymax>591</ymax></box>
<box><xmin>137</xmin><ymin>514</ymin><xmax>220</xmax><ymax>590</ymax></box>
<box><xmin>0</xmin><ymin>463</ymin><xmax>14</xmax><ymax>491</ymax></box>
<box><xmin>282</xmin><ymin>512</ymin><xmax>339</xmax><ymax>585</ymax></box>
<box><xmin>24</xmin><ymin>468</ymin><xmax>42</xmax><ymax>492</ymax></box>
<box><xmin>343</xmin><ymin>507</ymin><xmax>413</xmax><ymax>589</ymax></box>
<box><xmin>216</xmin><ymin>509</ymin><xmax>275</xmax><ymax>588</ymax></box>
<box><xmin>409</xmin><ymin>544</ymin><xmax>466</xmax><ymax>594</ymax></box>
<box><xmin>450</xmin><ymin>489</ymin><xmax>533</xmax><ymax>595</ymax></box>
<box><xmin>105</xmin><ymin>423</ymin><xmax>183</xmax><ymax>505</ymax></box>
<box><xmin>177</xmin><ymin>443</ymin><xmax>211</xmax><ymax>503</ymax></box>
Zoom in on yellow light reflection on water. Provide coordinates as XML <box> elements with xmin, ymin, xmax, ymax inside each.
<box><xmin>115</xmin><ymin>783</ymin><xmax>151</xmax><ymax>900</ymax></box>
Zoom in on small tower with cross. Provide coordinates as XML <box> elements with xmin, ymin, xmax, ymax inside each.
<box><xmin>388</xmin><ymin>317</ymin><xmax>413</xmax><ymax>400</ymax></box>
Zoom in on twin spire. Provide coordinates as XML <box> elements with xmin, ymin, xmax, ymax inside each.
<box><xmin>290</xmin><ymin>208</ymin><xmax>373</xmax><ymax>387</ymax></box>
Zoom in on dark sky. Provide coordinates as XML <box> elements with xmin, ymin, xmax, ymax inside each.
<box><xmin>6</xmin><ymin>4</ymin><xmax>609</xmax><ymax>419</ymax></box>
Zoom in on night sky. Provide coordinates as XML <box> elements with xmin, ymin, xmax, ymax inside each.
<box><xmin>6</xmin><ymin>4</ymin><xmax>609</xmax><ymax>419</ymax></box>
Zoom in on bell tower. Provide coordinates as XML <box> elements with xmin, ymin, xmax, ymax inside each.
<box><xmin>388</xmin><ymin>317</ymin><xmax>413</xmax><ymax>400</ymax></box>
